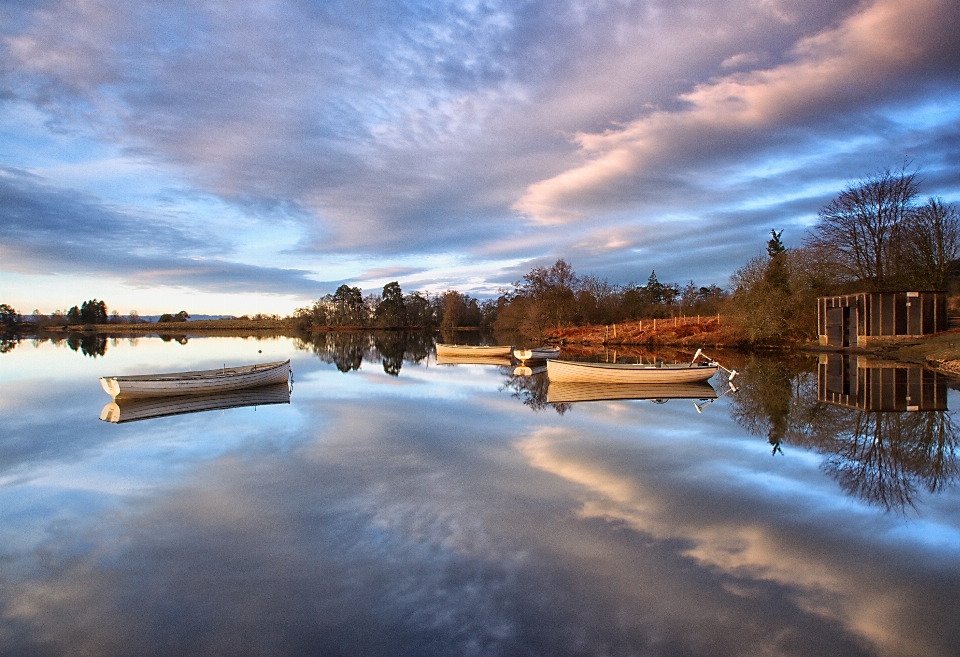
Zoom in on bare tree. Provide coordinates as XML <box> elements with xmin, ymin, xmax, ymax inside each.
<box><xmin>902</xmin><ymin>197</ymin><xmax>960</xmax><ymax>290</ymax></box>
<box><xmin>806</xmin><ymin>165</ymin><xmax>919</xmax><ymax>289</ymax></box>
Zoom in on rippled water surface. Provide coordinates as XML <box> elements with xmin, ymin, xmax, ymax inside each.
<box><xmin>1</xmin><ymin>333</ymin><xmax>959</xmax><ymax>657</ymax></box>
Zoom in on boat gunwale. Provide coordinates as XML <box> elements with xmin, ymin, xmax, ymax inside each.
<box><xmin>547</xmin><ymin>359</ymin><xmax>716</xmax><ymax>371</ymax></box>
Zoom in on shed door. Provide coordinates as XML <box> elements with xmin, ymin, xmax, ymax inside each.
<box><xmin>907</xmin><ymin>296</ymin><xmax>922</xmax><ymax>335</ymax></box>
<box><xmin>826</xmin><ymin>307</ymin><xmax>844</xmax><ymax>347</ymax></box>
<box><xmin>845</xmin><ymin>307</ymin><xmax>857</xmax><ymax>347</ymax></box>
<box><xmin>922</xmin><ymin>296</ymin><xmax>935</xmax><ymax>334</ymax></box>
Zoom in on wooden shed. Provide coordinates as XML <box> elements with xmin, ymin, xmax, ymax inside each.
<box><xmin>817</xmin><ymin>291</ymin><xmax>947</xmax><ymax>348</ymax></box>
<box><xmin>817</xmin><ymin>354</ymin><xmax>947</xmax><ymax>412</ymax></box>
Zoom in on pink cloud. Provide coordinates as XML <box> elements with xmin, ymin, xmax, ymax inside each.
<box><xmin>513</xmin><ymin>0</ymin><xmax>955</xmax><ymax>225</ymax></box>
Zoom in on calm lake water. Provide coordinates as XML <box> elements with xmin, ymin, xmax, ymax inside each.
<box><xmin>1</xmin><ymin>333</ymin><xmax>959</xmax><ymax>657</ymax></box>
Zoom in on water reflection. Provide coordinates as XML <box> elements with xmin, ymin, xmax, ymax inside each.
<box><xmin>436</xmin><ymin>354</ymin><xmax>513</xmax><ymax>366</ymax></box>
<box><xmin>66</xmin><ymin>332</ymin><xmax>108</xmax><ymax>357</ymax></box>
<box><xmin>293</xmin><ymin>331</ymin><xmax>432</xmax><ymax>375</ymax></box>
<box><xmin>100</xmin><ymin>382</ymin><xmax>291</xmax><ymax>423</ymax></box>
<box><xmin>819</xmin><ymin>354</ymin><xmax>947</xmax><ymax>411</ymax></box>
<box><xmin>546</xmin><ymin>381</ymin><xmax>717</xmax><ymax>404</ymax></box>
<box><xmin>501</xmin><ymin>367</ymin><xmax>565</xmax><ymax>414</ymax></box>
<box><xmin>3</xmin><ymin>335</ymin><xmax>960</xmax><ymax>656</ymax></box>
<box><xmin>729</xmin><ymin>353</ymin><xmax>960</xmax><ymax>511</ymax></box>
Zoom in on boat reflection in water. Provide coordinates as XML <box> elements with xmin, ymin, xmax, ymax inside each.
<box><xmin>100</xmin><ymin>382</ymin><xmax>291</xmax><ymax>424</ymax></box>
<box><xmin>513</xmin><ymin>364</ymin><xmax>547</xmax><ymax>377</ymax></box>
<box><xmin>436</xmin><ymin>354</ymin><xmax>513</xmax><ymax>367</ymax></box>
<box><xmin>546</xmin><ymin>380</ymin><xmax>717</xmax><ymax>404</ymax></box>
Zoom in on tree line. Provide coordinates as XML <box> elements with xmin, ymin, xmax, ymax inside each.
<box><xmin>292</xmin><ymin>283</ymin><xmax>494</xmax><ymax>330</ymax></box>
<box><xmin>292</xmin><ymin>267</ymin><xmax>726</xmax><ymax>335</ymax></box>
<box><xmin>2</xmin><ymin>300</ymin><xmax>157</xmax><ymax>328</ymax></box>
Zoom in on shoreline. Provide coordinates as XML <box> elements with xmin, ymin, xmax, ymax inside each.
<box><xmin>7</xmin><ymin>319</ymin><xmax>960</xmax><ymax>376</ymax></box>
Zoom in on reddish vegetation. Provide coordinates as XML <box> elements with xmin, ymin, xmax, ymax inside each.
<box><xmin>545</xmin><ymin>315</ymin><xmax>734</xmax><ymax>347</ymax></box>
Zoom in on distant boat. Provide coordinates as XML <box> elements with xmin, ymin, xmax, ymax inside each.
<box><xmin>513</xmin><ymin>346</ymin><xmax>561</xmax><ymax>362</ymax></box>
<box><xmin>100</xmin><ymin>382</ymin><xmax>291</xmax><ymax>423</ymax></box>
<box><xmin>100</xmin><ymin>360</ymin><xmax>291</xmax><ymax>399</ymax></box>
<box><xmin>547</xmin><ymin>381</ymin><xmax>717</xmax><ymax>403</ymax></box>
<box><xmin>546</xmin><ymin>359</ymin><xmax>718</xmax><ymax>384</ymax></box>
<box><xmin>436</xmin><ymin>344</ymin><xmax>513</xmax><ymax>358</ymax></box>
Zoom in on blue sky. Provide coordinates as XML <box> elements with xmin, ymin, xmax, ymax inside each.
<box><xmin>2</xmin><ymin>0</ymin><xmax>959</xmax><ymax>315</ymax></box>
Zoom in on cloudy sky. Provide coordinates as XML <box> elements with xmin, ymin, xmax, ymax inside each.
<box><xmin>2</xmin><ymin>0</ymin><xmax>959</xmax><ymax>315</ymax></box>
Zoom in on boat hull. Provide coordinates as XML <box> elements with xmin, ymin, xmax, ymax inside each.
<box><xmin>546</xmin><ymin>359</ymin><xmax>717</xmax><ymax>384</ymax></box>
<box><xmin>436</xmin><ymin>344</ymin><xmax>513</xmax><ymax>358</ymax></box>
<box><xmin>100</xmin><ymin>360</ymin><xmax>291</xmax><ymax>399</ymax></box>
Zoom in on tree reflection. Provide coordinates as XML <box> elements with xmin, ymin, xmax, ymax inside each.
<box><xmin>66</xmin><ymin>333</ymin><xmax>108</xmax><ymax>357</ymax></box>
<box><xmin>294</xmin><ymin>331</ymin><xmax>432</xmax><ymax>374</ymax></box>
<box><xmin>0</xmin><ymin>337</ymin><xmax>18</xmax><ymax>354</ymax></box>
<box><xmin>729</xmin><ymin>355</ymin><xmax>959</xmax><ymax>511</ymax></box>
<box><xmin>500</xmin><ymin>370</ymin><xmax>570</xmax><ymax>415</ymax></box>
<box><xmin>727</xmin><ymin>355</ymin><xmax>803</xmax><ymax>454</ymax></box>
<box><xmin>373</xmin><ymin>332</ymin><xmax>429</xmax><ymax>376</ymax></box>
<box><xmin>822</xmin><ymin>409</ymin><xmax>959</xmax><ymax>510</ymax></box>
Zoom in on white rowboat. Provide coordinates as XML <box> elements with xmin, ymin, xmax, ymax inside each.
<box><xmin>436</xmin><ymin>344</ymin><xmax>513</xmax><ymax>358</ymax></box>
<box><xmin>513</xmin><ymin>346</ymin><xmax>561</xmax><ymax>362</ymax></box>
<box><xmin>546</xmin><ymin>359</ymin><xmax>717</xmax><ymax>384</ymax></box>
<box><xmin>100</xmin><ymin>360</ymin><xmax>291</xmax><ymax>399</ymax></box>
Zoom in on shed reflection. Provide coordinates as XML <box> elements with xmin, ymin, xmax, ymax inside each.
<box><xmin>818</xmin><ymin>354</ymin><xmax>947</xmax><ymax>411</ymax></box>
<box><xmin>730</xmin><ymin>354</ymin><xmax>959</xmax><ymax>511</ymax></box>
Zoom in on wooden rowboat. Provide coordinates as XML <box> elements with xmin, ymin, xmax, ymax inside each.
<box><xmin>100</xmin><ymin>382</ymin><xmax>291</xmax><ymax>423</ymax></box>
<box><xmin>513</xmin><ymin>346</ymin><xmax>561</xmax><ymax>362</ymax></box>
<box><xmin>100</xmin><ymin>360</ymin><xmax>291</xmax><ymax>399</ymax></box>
<box><xmin>546</xmin><ymin>381</ymin><xmax>717</xmax><ymax>403</ymax></box>
<box><xmin>435</xmin><ymin>343</ymin><xmax>513</xmax><ymax>358</ymax></box>
<box><xmin>546</xmin><ymin>359</ymin><xmax>717</xmax><ymax>384</ymax></box>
